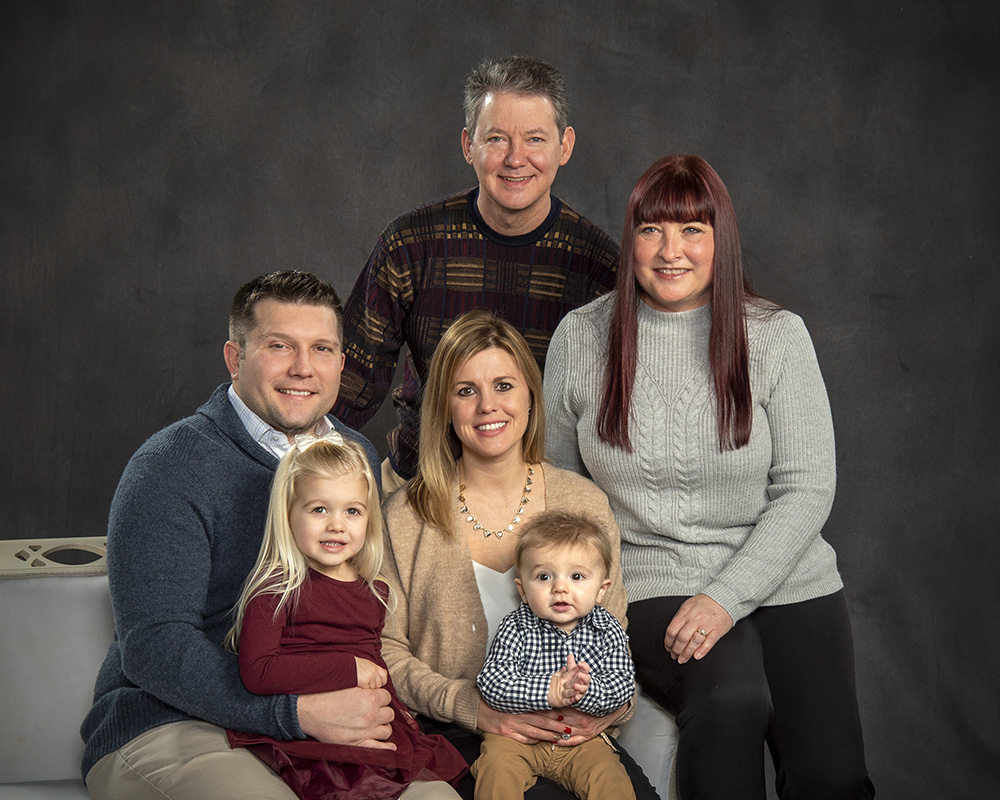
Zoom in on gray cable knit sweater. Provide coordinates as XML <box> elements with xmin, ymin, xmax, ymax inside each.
<box><xmin>543</xmin><ymin>295</ymin><xmax>843</xmax><ymax>624</ymax></box>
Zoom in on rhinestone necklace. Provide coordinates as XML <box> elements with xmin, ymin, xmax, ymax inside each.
<box><xmin>458</xmin><ymin>465</ymin><xmax>534</xmax><ymax>539</ymax></box>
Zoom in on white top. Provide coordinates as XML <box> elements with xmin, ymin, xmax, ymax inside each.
<box><xmin>472</xmin><ymin>562</ymin><xmax>521</xmax><ymax>653</ymax></box>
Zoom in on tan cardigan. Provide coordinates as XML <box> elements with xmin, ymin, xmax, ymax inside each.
<box><xmin>381</xmin><ymin>464</ymin><xmax>630</xmax><ymax>733</ymax></box>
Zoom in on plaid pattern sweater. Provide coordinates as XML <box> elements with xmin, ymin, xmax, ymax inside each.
<box><xmin>334</xmin><ymin>189</ymin><xmax>619</xmax><ymax>478</ymax></box>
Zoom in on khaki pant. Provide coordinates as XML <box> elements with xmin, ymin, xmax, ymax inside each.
<box><xmin>87</xmin><ymin>720</ymin><xmax>460</xmax><ymax>799</ymax></box>
<box><xmin>471</xmin><ymin>733</ymin><xmax>636</xmax><ymax>800</ymax></box>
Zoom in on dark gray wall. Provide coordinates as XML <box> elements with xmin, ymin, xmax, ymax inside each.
<box><xmin>3</xmin><ymin>0</ymin><xmax>998</xmax><ymax>796</ymax></box>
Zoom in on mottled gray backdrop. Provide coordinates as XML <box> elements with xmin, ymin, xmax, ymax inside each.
<box><xmin>3</xmin><ymin>1</ymin><xmax>998</xmax><ymax>796</ymax></box>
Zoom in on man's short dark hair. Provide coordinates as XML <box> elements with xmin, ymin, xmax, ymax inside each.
<box><xmin>229</xmin><ymin>271</ymin><xmax>342</xmax><ymax>350</ymax></box>
<box><xmin>463</xmin><ymin>55</ymin><xmax>570</xmax><ymax>139</ymax></box>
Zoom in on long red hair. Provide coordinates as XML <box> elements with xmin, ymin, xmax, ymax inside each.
<box><xmin>598</xmin><ymin>154</ymin><xmax>768</xmax><ymax>451</ymax></box>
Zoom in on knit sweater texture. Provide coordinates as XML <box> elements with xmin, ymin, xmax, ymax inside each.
<box><xmin>333</xmin><ymin>189</ymin><xmax>619</xmax><ymax>479</ymax></box>
<box><xmin>380</xmin><ymin>465</ymin><xmax>628</xmax><ymax>734</ymax></box>
<box><xmin>544</xmin><ymin>295</ymin><xmax>843</xmax><ymax>623</ymax></box>
<box><xmin>79</xmin><ymin>384</ymin><xmax>379</xmax><ymax>778</ymax></box>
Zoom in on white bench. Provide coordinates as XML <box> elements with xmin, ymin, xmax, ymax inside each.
<box><xmin>0</xmin><ymin>537</ymin><xmax>678</xmax><ymax>800</ymax></box>
<box><xmin>0</xmin><ymin>537</ymin><xmax>112</xmax><ymax>799</ymax></box>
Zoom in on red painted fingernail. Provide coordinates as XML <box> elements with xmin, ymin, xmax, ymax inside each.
<box><xmin>563</xmin><ymin>727</ymin><xmax>572</xmax><ymax>734</ymax></box>
<box><xmin>556</xmin><ymin>715</ymin><xmax>564</xmax><ymax>721</ymax></box>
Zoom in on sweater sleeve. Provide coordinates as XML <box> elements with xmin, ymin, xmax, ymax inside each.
<box><xmin>107</xmin><ymin>450</ymin><xmax>302</xmax><ymax>740</ymax></box>
<box><xmin>380</xmin><ymin>497</ymin><xmax>483</xmax><ymax>731</ymax></box>
<box><xmin>333</xmin><ymin>226</ymin><xmax>413</xmax><ymax>429</ymax></box>
<box><xmin>703</xmin><ymin>315</ymin><xmax>838</xmax><ymax>622</ymax></box>
<box><xmin>543</xmin><ymin>314</ymin><xmax>591</xmax><ymax>478</ymax></box>
<box><xmin>238</xmin><ymin>593</ymin><xmax>358</xmax><ymax>695</ymax></box>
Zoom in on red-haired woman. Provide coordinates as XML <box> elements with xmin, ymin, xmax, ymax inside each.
<box><xmin>544</xmin><ymin>155</ymin><xmax>875</xmax><ymax>799</ymax></box>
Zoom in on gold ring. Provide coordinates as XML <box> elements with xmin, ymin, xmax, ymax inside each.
<box><xmin>696</xmin><ymin>628</ymin><xmax>709</xmax><ymax>637</ymax></box>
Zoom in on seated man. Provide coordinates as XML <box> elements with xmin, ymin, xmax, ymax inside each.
<box><xmin>334</xmin><ymin>55</ymin><xmax>619</xmax><ymax>488</ymax></box>
<box><xmin>82</xmin><ymin>271</ymin><xmax>390</xmax><ymax>800</ymax></box>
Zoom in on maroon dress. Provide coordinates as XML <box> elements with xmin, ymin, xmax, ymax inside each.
<box><xmin>228</xmin><ymin>571</ymin><xmax>467</xmax><ymax>799</ymax></box>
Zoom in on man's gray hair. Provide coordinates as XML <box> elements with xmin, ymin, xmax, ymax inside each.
<box><xmin>463</xmin><ymin>55</ymin><xmax>570</xmax><ymax>139</ymax></box>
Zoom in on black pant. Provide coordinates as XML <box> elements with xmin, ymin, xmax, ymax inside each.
<box><xmin>416</xmin><ymin>715</ymin><xmax>660</xmax><ymax>800</ymax></box>
<box><xmin>628</xmin><ymin>591</ymin><xmax>876</xmax><ymax>800</ymax></box>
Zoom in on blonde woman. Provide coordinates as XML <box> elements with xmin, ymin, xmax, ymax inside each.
<box><xmin>227</xmin><ymin>433</ymin><xmax>467</xmax><ymax>799</ymax></box>
<box><xmin>381</xmin><ymin>310</ymin><xmax>657</xmax><ymax>800</ymax></box>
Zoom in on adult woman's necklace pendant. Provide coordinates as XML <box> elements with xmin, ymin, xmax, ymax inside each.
<box><xmin>459</xmin><ymin>466</ymin><xmax>534</xmax><ymax>538</ymax></box>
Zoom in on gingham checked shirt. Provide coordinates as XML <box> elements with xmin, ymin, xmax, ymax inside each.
<box><xmin>477</xmin><ymin>602</ymin><xmax>635</xmax><ymax>717</ymax></box>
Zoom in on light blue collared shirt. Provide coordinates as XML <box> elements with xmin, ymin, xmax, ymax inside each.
<box><xmin>227</xmin><ymin>384</ymin><xmax>333</xmax><ymax>461</ymax></box>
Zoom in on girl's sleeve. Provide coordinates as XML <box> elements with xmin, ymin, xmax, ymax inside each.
<box><xmin>238</xmin><ymin>594</ymin><xmax>358</xmax><ymax>695</ymax></box>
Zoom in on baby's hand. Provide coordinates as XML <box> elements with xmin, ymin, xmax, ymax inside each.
<box><xmin>547</xmin><ymin>653</ymin><xmax>592</xmax><ymax>708</ymax></box>
<box><xmin>355</xmin><ymin>656</ymin><xmax>388</xmax><ymax>690</ymax></box>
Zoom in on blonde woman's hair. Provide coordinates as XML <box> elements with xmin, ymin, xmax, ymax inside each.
<box><xmin>406</xmin><ymin>309</ymin><xmax>545</xmax><ymax>536</ymax></box>
<box><xmin>225</xmin><ymin>433</ymin><xmax>388</xmax><ymax>652</ymax></box>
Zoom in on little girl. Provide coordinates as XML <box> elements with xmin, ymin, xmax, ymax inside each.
<box><xmin>226</xmin><ymin>431</ymin><xmax>467</xmax><ymax>800</ymax></box>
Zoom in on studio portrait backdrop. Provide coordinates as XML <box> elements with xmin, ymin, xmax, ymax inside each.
<box><xmin>2</xmin><ymin>1</ymin><xmax>998</xmax><ymax>797</ymax></box>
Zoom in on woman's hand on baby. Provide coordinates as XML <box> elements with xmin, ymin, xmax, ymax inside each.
<box><xmin>478</xmin><ymin>698</ymin><xmax>623</xmax><ymax>747</ymax></box>
<box><xmin>355</xmin><ymin>656</ymin><xmax>389</xmax><ymax>689</ymax></box>
<box><xmin>477</xmin><ymin>699</ymin><xmax>577</xmax><ymax>746</ymax></box>
<box><xmin>544</xmin><ymin>703</ymin><xmax>624</xmax><ymax>746</ymax></box>
<box><xmin>664</xmin><ymin>593</ymin><xmax>734</xmax><ymax>664</ymax></box>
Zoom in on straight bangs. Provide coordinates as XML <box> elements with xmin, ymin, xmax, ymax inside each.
<box><xmin>632</xmin><ymin>168</ymin><xmax>716</xmax><ymax>229</ymax></box>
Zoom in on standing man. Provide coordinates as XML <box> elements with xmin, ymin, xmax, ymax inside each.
<box><xmin>82</xmin><ymin>271</ymin><xmax>392</xmax><ymax>800</ymax></box>
<box><xmin>334</xmin><ymin>56</ymin><xmax>619</xmax><ymax>489</ymax></box>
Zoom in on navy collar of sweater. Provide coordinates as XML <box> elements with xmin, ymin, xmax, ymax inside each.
<box><xmin>467</xmin><ymin>187</ymin><xmax>564</xmax><ymax>247</ymax></box>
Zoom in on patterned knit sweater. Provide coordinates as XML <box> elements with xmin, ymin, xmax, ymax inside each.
<box><xmin>544</xmin><ymin>295</ymin><xmax>843</xmax><ymax>623</ymax></box>
<box><xmin>333</xmin><ymin>188</ymin><xmax>619</xmax><ymax>479</ymax></box>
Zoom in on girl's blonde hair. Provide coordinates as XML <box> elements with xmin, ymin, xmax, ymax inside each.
<box><xmin>406</xmin><ymin>310</ymin><xmax>545</xmax><ymax>536</ymax></box>
<box><xmin>226</xmin><ymin>433</ymin><xmax>388</xmax><ymax>652</ymax></box>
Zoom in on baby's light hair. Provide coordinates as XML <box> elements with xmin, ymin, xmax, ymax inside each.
<box><xmin>226</xmin><ymin>433</ymin><xmax>389</xmax><ymax>652</ymax></box>
<box><xmin>514</xmin><ymin>510</ymin><xmax>612</xmax><ymax>578</ymax></box>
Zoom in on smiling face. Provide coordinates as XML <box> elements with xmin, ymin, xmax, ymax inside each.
<box><xmin>515</xmin><ymin>542</ymin><xmax>611</xmax><ymax>633</ymax></box>
<box><xmin>462</xmin><ymin>91</ymin><xmax>575</xmax><ymax>236</ymax></box>
<box><xmin>449</xmin><ymin>346</ymin><xmax>532</xmax><ymax>467</ymax></box>
<box><xmin>224</xmin><ymin>299</ymin><xmax>344</xmax><ymax>440</ymax></box>
<box><xmin>289</xmin><ymin>473</ymin><xmax>369</xmax><ymax>581</ymax></box>
<box><xmin>633</xmin><ymin>219</ymin><xmax>715</xmax><ymax>314</ymax></box>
